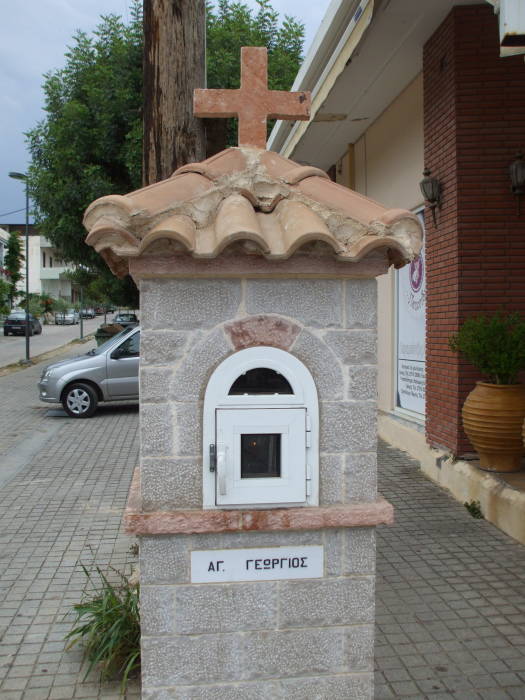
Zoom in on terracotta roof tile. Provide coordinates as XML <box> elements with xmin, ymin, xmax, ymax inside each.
<box><xmin>84</xmin><ymin>147</ymin><xmax>422</xmax><ymax>276</ymax></box>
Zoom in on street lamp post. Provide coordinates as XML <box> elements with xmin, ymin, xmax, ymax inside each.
<box><xmin>8</xmin><ymin>171</ymin><xmax>30</xmax><ymax>363</ymax></box>
<box><xmin>79</xmin><ymin>285</ymin><xmax>84</xmax><ymax>340</ymax></box>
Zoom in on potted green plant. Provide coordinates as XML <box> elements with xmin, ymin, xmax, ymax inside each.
<box><xmin>449</xmin><ymin>312</ymin><xmax>525</xmax><ymax>472</ymax></box>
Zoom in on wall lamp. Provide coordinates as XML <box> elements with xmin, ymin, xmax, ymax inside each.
<box><xmin>419</xmin><ymin>169</ymin><xmax>441</xmax><ymax>226</ymax></box>
<box><xmin>509</xmin><ymin>151</ymin><xmax>525</xmax><ymax>215</ymax></box>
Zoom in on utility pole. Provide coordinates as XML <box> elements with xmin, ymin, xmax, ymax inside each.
<box><xmin>143</xmin><ymin>0</ymin><xmax>207</xmax><ymax>186</ymax></box>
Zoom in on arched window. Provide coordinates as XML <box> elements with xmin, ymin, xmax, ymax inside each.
<box><xmin>203</xmin><ymin>347</ymin><xmax>319</xmax><ymax>508</ymax></box>
<box><xmin>229</xmin><ymin>368</ymin><xmax>293</xmax><ymax>395</ymax></box>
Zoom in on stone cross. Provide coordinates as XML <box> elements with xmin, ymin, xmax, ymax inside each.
<box><xmin>194</xmin><ymin>46</ymin><xmax>311</xmax><ymax>149</ymax></box>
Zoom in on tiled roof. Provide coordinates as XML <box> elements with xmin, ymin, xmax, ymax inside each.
<box><xmin>84</xmin><ymin>147</ymin><xmax>422</xmax><ymax>277</ymax></box>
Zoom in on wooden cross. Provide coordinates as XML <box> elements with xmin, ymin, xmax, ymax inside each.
<box><xmin>194</xmin><ymin>46</ymin><xmax>311</xmax><ymax>149</ymax></box>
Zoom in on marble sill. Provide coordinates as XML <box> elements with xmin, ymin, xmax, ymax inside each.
<box><xmin>124</xmin><ymin>468</ymin><xmax>394</xmax><ymax>535</ymax></box>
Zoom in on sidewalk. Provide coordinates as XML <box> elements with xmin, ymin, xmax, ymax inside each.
<box><xmin>0</xmin><ymin>353</ymin><xmax>524</xmax><ymax>697</ymax></box>
<box><xmin>0</xmin><ymin>353</ymin><xmax>140</xmax><ymax>699</ymax></box>
<box><xmin>376</xmin><ymin>442</ymin><xmax>525</xmax><ymax>699</ymax></box>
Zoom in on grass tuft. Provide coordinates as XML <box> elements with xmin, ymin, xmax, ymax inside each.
<box><xmin>65</xmin><ymin>565</ymin><xmax>140</xmax><ymax>694</ymax></box>
<box><xmin>464</xmin><ymin>500</ymin><xmax>483</xmax><ymax>519</ymax></box>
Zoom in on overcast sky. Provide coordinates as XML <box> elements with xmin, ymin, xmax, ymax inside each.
<box><xmin>0</xmin><ymin>0</ymin><xmax>331</xmax><ymax>225</ymax></box>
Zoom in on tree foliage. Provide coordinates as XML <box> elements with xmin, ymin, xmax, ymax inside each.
<box><xmin>26</xmin><ymin>0</ymin><xmax>304</xmax><ymax>305</ymax></box>
<box><xmin>0</xmin><ymin>278</ymin><xmax>11</xmax><ymax>315</ymax></box>
<box><xmin>3</xmin><ymin>230</ymin><xmax>25</xmax><ymax>308</ymax></box>
<box><xmin>26</xmin><ymin>2</ymin><xmax>142</xmax><ymax>306</ymax></box>
<box><xmin>206</xmin><ymin>0</ymin><xmax>305</xmax><ymax>145</ymax></box>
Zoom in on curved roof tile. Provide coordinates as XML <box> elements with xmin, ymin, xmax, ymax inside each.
<box><xmin>84</xmin><ymin>147</ymin><xmax>422</xmax><ymax>276</ymax></box>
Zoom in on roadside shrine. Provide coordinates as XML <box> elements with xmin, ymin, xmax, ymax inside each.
<box><xmin>84</xmin><ymin>47</ymin><xmax>422</xmax><ymax>698</ymax></box>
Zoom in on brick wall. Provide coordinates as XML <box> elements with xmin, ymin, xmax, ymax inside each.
<box><xmin>424</xmin><ymin>4</ymin><xmax>525</xmax><ymax>455</ymax></box>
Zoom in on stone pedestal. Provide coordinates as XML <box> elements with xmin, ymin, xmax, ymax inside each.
<box><xmin>124</xmin><ymin>276</ymin><xmax>391</xmax><ymax>698</ymax></box>
<box><xmin>84</xmin><ymin>145</ymin><xmax>421</xmax><ymax>698</ymax></box>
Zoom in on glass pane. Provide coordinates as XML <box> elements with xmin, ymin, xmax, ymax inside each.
<box><xmin>229</xmin><ymin>368</ymin><xmax>293</xmax><ymax>395</ymax></box>
<box><xmin>241</xmin><ymin>434</ymin><xmax>281</xmax><ymax>478</ymax></box>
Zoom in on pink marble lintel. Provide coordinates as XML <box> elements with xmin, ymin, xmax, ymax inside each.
<box><xmin>124</xmin><ymin>468</ymin><xmax>394</xmax><ymax>536</ymax></box>
<box><xmin>224</xmin><ymin>315</ymin><xmax>301</xmax><ymax>351</ymax></box>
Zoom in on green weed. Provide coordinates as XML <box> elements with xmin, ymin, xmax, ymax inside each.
<box><xmin>65</xmin><ymin>565</ymin><xmax>140</xmax><ymax>694</ymax></box>
<box><xmin>464</xmin><ymin>500</ymin><xmax>483</xmax><ymax>519</ymax></box>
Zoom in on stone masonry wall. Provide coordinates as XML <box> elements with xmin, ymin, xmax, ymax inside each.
<box><xmin>140</xmin><ymin>528</ymin><xmax>375</xmax><ymax>699</ymax></box>
<box><xmin>138</xmin><ymin>277</ymin><xmax>378</xmax><ymax>698</ymax></box>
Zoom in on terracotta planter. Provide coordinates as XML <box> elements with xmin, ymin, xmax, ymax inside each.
<box><xmin>462</xmin><ymin>382</ymin><xmax>525</xmax><ymax>472</ymax></box>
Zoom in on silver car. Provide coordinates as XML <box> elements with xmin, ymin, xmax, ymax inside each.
<box><xmin>38</xmin><ymin>326</ymin><xmax>140</xmax><ymax>417</ymax></box>
<box><xmin>55</xmin><ymin>309</ymin><xmax>80</xmax><ymax>325</ymax></box>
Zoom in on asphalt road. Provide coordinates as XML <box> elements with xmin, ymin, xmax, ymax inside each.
<box><xmin>0</xmin><ymin>317</ymin><xmax>101</xmax><ymax>368</ymax></box>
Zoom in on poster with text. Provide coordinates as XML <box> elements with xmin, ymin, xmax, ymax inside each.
<box><xmin>396</xmin><ymin>212</ymin><xmax>426</xmax><ymax>415</ymax></box>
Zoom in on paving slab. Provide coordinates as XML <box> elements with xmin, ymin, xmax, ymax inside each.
<box><xmin>376</xmin><ymin>441</ymin><xmax>525</xmax><ymax>699</ymax></box>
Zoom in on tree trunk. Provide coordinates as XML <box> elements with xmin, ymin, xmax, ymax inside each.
<box><xmin>143</xmin><ymin>0</ymin><xmax>206</xmax><ymax>186</ymax></box>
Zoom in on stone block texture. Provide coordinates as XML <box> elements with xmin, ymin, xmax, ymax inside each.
<box><xmin>138</xmin><ymin>277</ymin><xmax>379</xmax><ymax>696</ymax></box>
<box><xmin>141</xmin><ymin>529</ymin><xmax>375</xmax><ymax>696</ymax></box>
<box><xmin>141</xmin><ymin>279</ymin><xmax>242</xmax><ymax>330</ymax></box>
<box><xmin>245</xmin><ymin>279</ymin><xmax>344</xmax><ymax>328</ymax></box>
<box><xmin>139</xmin><ymin>278</ymin><xmax>378</xmax><ymax>511</ymax></box>
<box><xmin>141</xmin><ymin>330</ymin><xmax>189</xmax><ymax>366</ymax></box>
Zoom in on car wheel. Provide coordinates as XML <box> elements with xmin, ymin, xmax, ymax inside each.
<box><xmin>3</xmin><ymin>329</ymin><xmax>8</xmax><ymax>336</ymax></box>
<box><xmin>29</xmin><ymin>327</ymin><xmax>34</xmax><ymax>336</ymax></box>
<box><xmin>62</xmin><ymin>383</ymin><xmax>98</xmax><ymax>418</ymax></box>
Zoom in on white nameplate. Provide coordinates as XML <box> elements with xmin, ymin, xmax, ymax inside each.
<box><xmin>191</xmin><ymin>545</ymin><xmax>324</xmax><ymax>583</ymax></box>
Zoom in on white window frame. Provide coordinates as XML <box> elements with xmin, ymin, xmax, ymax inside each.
<box><xmin>203</xmin><ymin>346</ymin><xmax>319</xmax><ymax>509</ymax></box>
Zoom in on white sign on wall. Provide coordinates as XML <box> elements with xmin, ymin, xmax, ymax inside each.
<box><xmin>396</xmin><ymin>211</ymin><xmax>426</xmax><ymax>416</ymax></box>
<box><xmin>191</xmin><ymin>545</ymin><xmax>324</xmax><ymax>583</ymax></box>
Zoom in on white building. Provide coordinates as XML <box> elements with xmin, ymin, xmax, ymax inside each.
<box><xmin>0</xmin><ymin>224</ymin><xmax>75</xmax><ymax>300</ymax></box>
<box><xmin>35</xmin><ymin>236</ymin><xmax>74</xmax><ymax>299</ymax></box>
<box><xmin>0</xmin><ymin>227</ymin><xmax>8</xmax><ymax>271</ymax></box>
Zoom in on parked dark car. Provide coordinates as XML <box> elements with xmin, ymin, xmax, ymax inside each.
<box><xmin>3</xmin><ymin>312</ymin><xmax>42</xmax><ymax>336</ymax></box>
<box><xmin>113</xmin><ymin>313</ymin><xmax>138</xmax><ymax>328</ymax></box>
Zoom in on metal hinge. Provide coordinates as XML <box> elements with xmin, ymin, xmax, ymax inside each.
<box><xmin>306</xmin><ymin>464</ymin><xmax>312</xmax><ymax>497</ymax></box>
<box><xmin>305</xmin><ymin>413</ymin><xmax>312</xmax><ymax>448</ymax></box>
